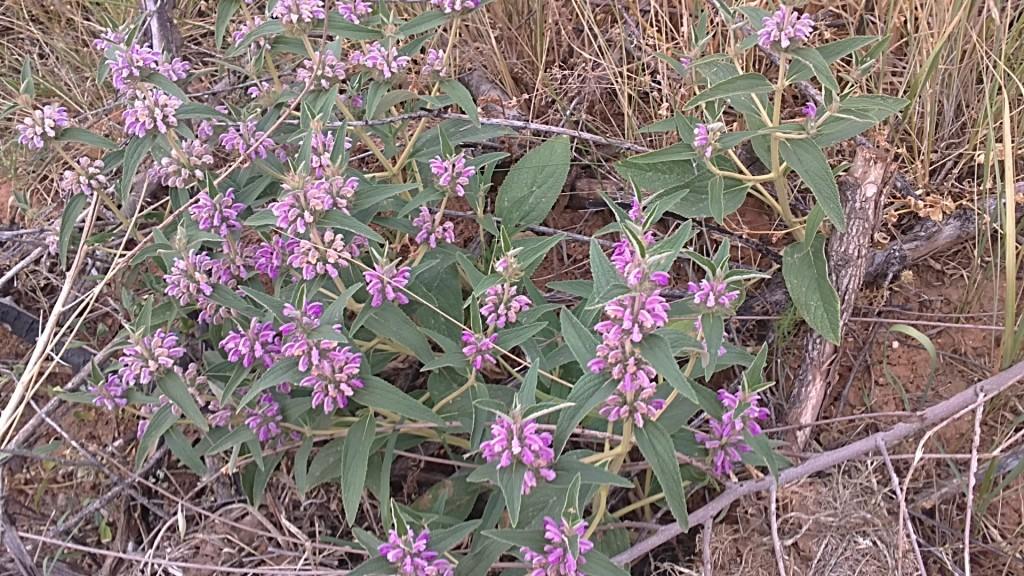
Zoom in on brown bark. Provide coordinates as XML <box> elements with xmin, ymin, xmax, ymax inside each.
<box><xmin>785</xmin><ymin>148</ymin><xmax>890</xmax><ymax>449</ymax></box>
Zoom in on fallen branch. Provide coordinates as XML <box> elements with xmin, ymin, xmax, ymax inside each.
<box><xmin>612</xmin><ymin>359</ymin><xmax>1024</xmax><ymax>567</ymax></box>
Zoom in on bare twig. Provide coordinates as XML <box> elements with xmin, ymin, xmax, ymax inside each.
<box><xmin>769</xmin><ymin>479</ymin><xmax>787</xmax><ymax>576</ymax></box>
<box><xmin>0</xmin><ymin>247</ymin><xmax>45</xmax><ymax>291</ymax></box>
<box><xmin>1</xmin><ymin>511</ymin><xmax>40</xmax><ymax>576</ymax></box>
<box><xmin>877</xmin><ymin>438</ymin><xmax>927</xmax><ymax>576</ymax></box>
<box><xmin>702</xmin><ymin>519</ymin><xmax>713</xmax><ymax>576</ymax></box>
<box><xmin>964</xmin><ymin>394</ymin><xmax>984</xmax><ymax>576</ymax></box>
<box><xmin>611</xmin><ymin>359</ymin><xmax>1024</xmax><ymax>566</ymax></box>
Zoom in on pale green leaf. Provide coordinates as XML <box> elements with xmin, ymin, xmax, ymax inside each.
<box><xmin>782</xmin><ymin>234</ymin><xmax>841</xmax><ymax>344</ymax></box>
<box><xmin>494</xmin><ymin>136</ymin><xmax>571</xmax><ymax>231</ymax></box>
<box><xmin>779</xmin><ymin>138</ymin><xmax>845</xmax><ymax>231</ymax></box>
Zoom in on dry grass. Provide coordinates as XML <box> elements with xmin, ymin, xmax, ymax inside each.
<box><xmin>2</xmin><ymin>0</ymin><xmax>1024</xmax><ymax>574</ymax></box>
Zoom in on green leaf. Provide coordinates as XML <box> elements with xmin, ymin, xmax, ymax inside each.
<box><xmin>560</xmin><ymin>310</ymin><xmax>597</xmax><ymax>369</ymax></box>
<box><xmin>708</xmin><ymin>174</ymin><xmax>725</xmax><ymax>224</ymax></box>
<box><xmin>779</xmin><ymin>138</ymin><xmax>845</xmax><ymax>231</ymax></box>
<box><xmin>347</xmin><ymin>557</ymin><xmax>393</xmax><ymax>576</ymax></box>
<box><xmin>636</xmin><ymin>334</ymin><xmax>697</xmax><ymax>403</ymax></box>
<box><xmin>789</xmin><ymin>36</ymin><xmax>878</xmax><ymax>81</ymax></box>
<box><xmin>782</xmin><ymin>234</ymin><xmax>841</xmax><ymax>344</ymax></box>
<box><xmin>215</xmin><ymin>0</ymin><xmax>241</xmax><ymax>48</ymax></box>
<box><xmin>55</xmin><ymin>127</ymin><xmax>118</xmax><ymax>150</ymax></box>
<box><xmin>164</xmin><ymin>427</ymin><xmax>207</xmax><ymax>475</ymax></box>
<box><xmin>135</xmin><ymin>405</ymin><xmax>178</xmax><ymax>469</ymax></box>
<box><xmin>306</xmin><ymin>437</ymin><xmax>346</xmax><ymax>490</ymax></box>
<box><xmin>58</xmin><ymin>193</ymin><xmax>88</xmax><ymax>268</ymax></box>
<box><xmin>789</xmin><ymin>47</ymin><xmax>839</xmax><ymax>98</ymax></box>
<box><xmin>354</xmin><ymin>376</ymin><xmax>445</xmax><ymax>425</ymax></box>
<box><xmin>684</xmin><ymin>73</ymin><xmax>774</xmax><ymax>110</ymax></box>
<box><xmin>319</xmin><ymin>211</ymin><xmax>385</xmax><ymax>243</ymax></box>
<box><xmin>440</xmin><ymin>78</ymin><xmax>478</xmax><ymax>126</ymax></box>
<box><xmin>19</xmin><ymin>57</ymin><xmax>33</xmax><ymax>98</ymax></box>
<box><xmin>555</xmin><ymin>456</ymin><xmax>633</xmax><ymax>488</ymax></box>
<box><xmin>294</xmin><ymin>435</ymin><xmax>313</xmax><ymax>497</ymax></box>
<box><xmin>201</xmin><ymin>426</ymin><xmax>256</xmax><ymax>456</ymax></box>
<box><xmin>431</xmin><ymin>520</ymin><xmax>481</xmax><ymax>552</ymax></box>
<box><xmin>497</xmin><ymin>460</ymin><xmax>527</xmax><ymax>526</ymax></box>
<box><xmin>398</xmin><ymin>10</ymin><xmax>450</xmax><ymax>36</ymax></box>
<box><xmin>482</xmin><ymin>528</ymin><xmax>548</xmax><ymax>550</ymax></box>
<box><xmin>362</xmin><ymin>304</ymin><xmax>434</xmax><ymax>363</ymax></box>
<box><xmin>238</xmin><ymin>358</ymin><xmax>302</xmax><ymax>408</ymax></box>
<box><xmin>582</xmin><ymin>550</ymin><xmax>631</xmax><ymax>576</ymax></box>
<box><xmin>341</xmin><ymin>411</ymin><xmax>375</xmax><ymax>525</ymax></box>
<box><xmin>120</xmin><ymin>135</ymin><xmax>153</xmax><ymax>201</ymax></box>
<box><xmin>812</xmin><ymin>95</ymin><xmax>907</xmax><ymax>148</ymax></box>
<box><xmin>325</xmin><ymin>12</ymin><xmax>383</xmax><ymax>40</ymax></box>
<box><xmin>553</xmin><ymin>374</ymin><xmax>618</xmax><ymax>454</ymax></box>
<box><xmin>494</xmin><ymin>136</ymin><xmax>571</xmax><ymax>232</ymax></box>
<box><xmin>157</xmin><ymin>370</ymin><xmax>210</xmax><ymax>432</ymax></box>
<box><xmin>635</xmin><ymin>420</ymin><xmax>689</xmax><ymax>529</ymax></box>
<box><xmin>246</xmin><ymin>453</ymin><xmax>284</xmax><ymax>507</ymax></box>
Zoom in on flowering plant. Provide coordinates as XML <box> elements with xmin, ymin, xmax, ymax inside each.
<box><xmin>16</xmin><ymin>1</ymin><xmax>904</xmax><ymax>573</ymax></box>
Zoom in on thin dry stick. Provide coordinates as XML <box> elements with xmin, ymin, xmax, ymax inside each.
<box><xmin>702</xmin><ymin>519</ymin><xmax>713</xmax><ymax>576</ymax></box>
<box><xmin>0</xmin><ymin>246</ymin><xmax>44</xmax><ymax>291</ymax></box>
<box><xmin>612</xmin><ymin>359</ymin><xmax>1024</xmax><ymax>566</ymax></box>
<box><xmin>877</xmin><ymin>438</ymin><xmax>928</xmax><ymax>576</ymax></box>
<box><xmin>769</xmin><ymin>479</ymin><xmax>787</xmax><ymax>576</ymax></box>
<box><xmin>964</xmin><ymin>393</ymin><xmax>984</xmax><ymax>576</ymax></box>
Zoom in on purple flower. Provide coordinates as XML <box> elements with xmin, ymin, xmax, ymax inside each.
<box><xmin>802</xmin><ymin>101</ymin><xmax>817</xmax><ymax>119</ymax></box>
<box><xmin>280</xmin><ymin>301</ymin><xmax>338</xmax><ymax>371</ymax></box>
<box><xmin>348</xmin><ymin>41</ymin><xmax>411</xmax><ymax>79</ymax></box>
<box><xmin>233</xmin><ymin>15</ymin><xmax>267</xmax><ymax>47</ymax></box>
<box><xmin>190</xmin><ymin>188</ymin><xmax>245</xmax><ymax>236</ymax></box>
<box><xmin>245</xmin><ymin>393</ymin><xmax>283</xmax><ymax>443</ymax></box>
<box><xmin>461</xmin><ymin>331</ymin><xmax>498</xmax><ymax>371</ymax></box>
<box><xmin>271</xmin><ymin>0</ymin><xmax>326</xmax><ymax>24</ymax></box>
<box><xmin>122</xmin><ymin>87</ymin><xmax>181</xmax><ymax>138</ymax></box>
<box><xmin>378</xmin><ymin>528</ymin><xmax>454</xmax><ymax>576</ymax></box>
<box><xmin>93</xmin><ymin>29</ymin><xmax>126</xmax><ymax>51</ymax></box>
<box><xmin>247</xmin><ymin>81</ymin><xmax>272</xmax><ymax>99</ymax></box>
<box><xmin>757</xmin><ymin>5</ymin><xmax>815</xmax><ymax>51</ymax></box>
<box><xmin>108</xmin><ymin>44</ymin><xmax>160</xmax><ymax>92</ymax></box>
<box><xmin>480</xmin><ymin>283</ymin><xmax>532</xmax><ymax>329</ymax></box>
<box><xmin>221</xmin><ymin>318</ymin><xmax>278</xmax><ymax>368</ymax></box>
<box><xmin>422</xmin><ymin>48</ymin><xmax>446</xmax><ymax>77</ymax></box>
<box><xmin>206</xmin><ymin>399</ymin><xmax>233</xmax><ymax>428</ymax></box>
<box><xmin>693</xmin><ymin>123</ymin><xmax>713</xmax><ymax>159</ymax></box>
<box><xmin>338</xmin><ymin>0</ymin><xmax>373</xmax><ymax>23</ymax></box>
<box><xmin>60</xmin><ymin>157</ymin><xmax>109</xmax><ymax>200</ymax></box>
<box><xmin>687</xmin><ymin>278</ymin><xmax>740</xmax><ymax>310</ymax></box>
<box><xmin>429</xmin><ymin>152</ymin><xmax>475</xmax><ymax>197</ymax></box>
<box><xmin>90</xmin><ymin>373</ymin><xmax>128</xmax><ymax>410</ymax></box>
<box><xmin>119</xmin><ymin>329</ymin><xmax>186</xmax><ymax>387</ymax></box>
<box><xmin>695</xmin><ymin>389</ymin><xmax>770</xmax><ymax>477</ymax></box>
<box><xmin>480</xmin><ymin>415</ymin><xmax>556</xmax><ymax>494</ymax></box>
<box><xmin>251</xmin><ymin>235</ymin><xmax>288</xmax><ymax>279</ymax></box>
<box><xmin>285</xmin><ymin>231</ymin><xmax>364</xmax><ymax>280</ymax></box>
<box><xmin>158</xmin><ymin>57</ymin><xmax>191</xmax><ymax>82</ymax></box>
<box><xmin>520</xmin><ymin>517</ymin><xmax>594</xmax><ymax>576</ymax></box>
<box><xmin>430</xmin><ymin>0</ymin><xmax>478</xmax><ymax>13</ymax></box>
<box><xmin>17</xmin><ymin>104</ymin><xmax>70</xmax><ymax>149</ymax></box>
<box><xmin>609</xmin><ymin>232</ymin><xmax>662</xmax><ymax>288</ymax></box>
<box><xmin>309</xmin><ymin>131</ymin><xmax>348</xmax><ymax>177</ymax></box>
<box><xmin>270</xmin><ymin>176</ymin><xmax>357</xmax><ymax>234</ymax></box>
<box><xmin>300</xmin><ymin>346</ymin><xmax>364</xmax><ymax>413</ymax></box>
<box><xmin>297</xmin><ymin>50</ymin><xmax>348</xmax><ymax>90</ymax></box>
<box><xmin>364</xmin><ymin>262</ymin><xmax>412</xmax><ymax>307</ymax></box>
<box><xmin>412</xmin><ymin>206</ymin><xmax>455</xmax><ymax>248</ymax></box>
<box><xmin>164</xmin><ymin>250</ymin><xmax>214</xmax><ymax>305</ymax></box>
<box><xmin>219</xmin><ymin>118</ymin><xmax>277</xmax><ymax>161</ymax></box>
<box><xmin>149</xmin><ymin>139</ymin><xmax>214</xmax><ymax>189</ymax></box>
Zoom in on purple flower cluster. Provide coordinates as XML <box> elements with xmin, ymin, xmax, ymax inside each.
<box><xmin>118</xmin><ymin>329</ymin><xmax>186</xmax><ymax>387</ymax></box>
<box><xmin>92</xmin><ymin>29</ymin><xmax>126</xmax><ymax>51</ymax></box>
<box><xmin>364</xmin><ymin>262</ymin><xmax>412</xmax><ymax>307</ymax></box>
<box><xmin>233</xmin><ymin>15</ymin><xmax>267</xmax><ymax>47</ymax></box>
<box><xmin>802</xmin><ymin>101</ymin><xmax>817</xmax><ymax>119</ymax></box>
<box><xmin>461</xmin><ymin>331</ymin><xmax>498</xmax><ymax>371</ymax></box>
<box><xmin>480</xmin><ymin>415</ymin><xmax>556</xmax><ymax>494</ymax></box>
<box><xmin>221</xmin><ymin>318</ymin><xmax>278</xmax><ymax>368</ymax></box>
<box><xmin>301</xmin><ymin>346</ymin><xmax>364</xmax><ymax>413</ymax></box>
<box><xmin>310</xmin><ymin>131</ymin><xmax>352</xmax><ymax>177</ymax></box>
<box><xmin>687</xmin><ymin>278</ymin><xmax>740</xmax><ymax>311</ymax></box>
<box><xmin>271</xmin><ymin>0</ymin><xmax>326</xmax><ymax>24</ymax></box>
<box><xmin>107</xmin><ymin>43</ymin><xmax>190</xmax><ymax>93</ymax></box>
<box><xmin>338</xmin><ymin>0</ymin><xmax>372</xmax><ymax>23</ymax></box>
<box><xmin>378</xmin><ymin>528</ymin><xmax>454</xmax><ymax>576</ymax></box>
<box><xmin>431</xmin><ymin>0</ymin><xmax>478</xmax><ymax>13</ymax></box>
<box><xmin>60</xmin><ymin>156</ymin><xmax>110</xmax><ymax>199</ymax></box>
<box><xmin>150</xmin><ymin>139</ymin><xmax>214</xmax><ymax>189</ymax></box>
<box><xmin>164</xmin><ymin>250</ymin><xmax>214</xmax><ymax>306</ymax></box>
<box><xmin>122</xmin><ymin>87</ymin><xmax>181</xmax><ymax>138</ymax></box>
<box><xmin>588</xmin><ymin>226</ymin><xmax>670</xmax><ymax>427</ymax></box>
<box><xmin>695</xmin><ymin>388</ymin><xmax>770</xmax><ymax>477</ymax></box>
<box><xmin>520</xmin><ymin>517</ymin><xmax>594</xmax><ymax>576</ymax></box>
<box><xmin>412</xmin><ymin>207</ymin><xmax>455</xmax><ymax>248</ymax></box>
<box><xmin>280</xmin><ymin>301</ymin><xmax>337</xmax><ymax>371</ymax></box>
<box><xmin>429</xmin><ymin>152</ymin><xmax>475</xmax><ymax>197</ymax></box>
<box><xmin>285</xmin><ymin>231</ymin><xmax>364</xmax><ymax>280</ymax></box>
<box><xmin>190</xmin><ymin>188</ymin><xmax>245</xmax><ymax>236</ymax></box>
<box><xmin>297</xmin><ymin>50</ymin><xmax>348</xmax><ymax>90</ymax></box>
<box><xmin>422</xmin><ymin>48</ymin><xmax>446</xmax><ymax>77</ymax></box>
<box><xmin>480</xmin><ymin>283</ymin><xmax>532</xmax><ymax>329</ymax></box>
<box><xmin>270</xmin><ymin>176</ymin><xmax>358</xmax><ymax>234</ymax></box>
<box><xmin>245</xmin><ymin>392</ymin><xmax>283</xmax><ymax>443</ymax></box>
<box><xmin>17</xmin><ymin>105</ymin><xmax>70</xmax><ymax>149</ymax></box>
<box><xmin>251</xmin><ymin>235</ymin><xmax>287</xmax><ymax>279</ymax></box>
<box><xmin>693</xmin><ymin>123</ymin><xmax>713</xmax><ymax>159</ymax></box>
<box><xmin>349</xmin><ymin>41</ymin><xmax>411</xmax><ymax>79</ymax></box>
<box><xmin>757</xmin><ymin>5</ymin><xmax>815</xmax><ymax>51</ymax></box>
<box><xmin>90</xmin><ymin>373</ymin><xmax>128</xmax><ymax>411</ymax></box>
<box><xmin>219</xmin><ymin>118</ymin><xmax>277</xmax><ymax>161</ymax></box>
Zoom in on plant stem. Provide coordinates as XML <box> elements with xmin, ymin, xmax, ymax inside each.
<box><xmin>586</xmin><ymin>418</ymin><xmax>633</xmax><ymax>538</ymax></box>
<box><xmin>769</xmin><ymin>56</ymin><xmax>803</xmax><ymax>241</ymax></box>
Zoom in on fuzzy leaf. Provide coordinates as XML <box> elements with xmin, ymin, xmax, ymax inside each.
<box><xmin>355</xmin><ymin>376</ymin><xmax>445</xmax><ymax>425</ymax></box>
<box><xmin>779</xmin><ymin>138</ymin><xmax>845</xmax><ymax>231</ymax></box>
<box><xmin>341</xmin><ymin>411</ymin><xmax>375</xmax><ymax>525</ymax></box>
<box><xmin>782</xmin><ymin>233</ymin><xmax>841</xmax><ymax>344</ymax></box>
<box><xmin>495</xmin><ymin>136</ymin><xmax>571</xmax><ymax>232</ymax></box>
<box><xmin>684</xmin><ymin>73</ymin><xmax>774</xmax><ymax>109</ymax></box>
<box><xmin>635</xmin><ymin>420</ymin><xmax>689</xmax><ymax>529</ymax></box>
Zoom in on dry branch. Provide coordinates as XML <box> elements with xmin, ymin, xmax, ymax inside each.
<box><xmin>785</xmin><ymin>148</ymin><xmax>889</xmax><ymax>449</ymax></box>
<box><xmin>612</xmin><ymin>359</ymin><xmax>1024</xmax><ymax>567</ymax></box>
